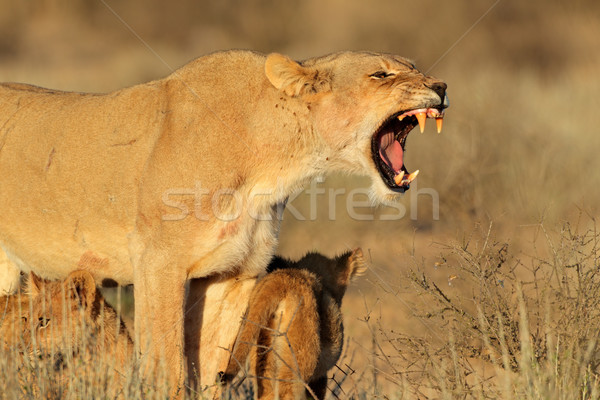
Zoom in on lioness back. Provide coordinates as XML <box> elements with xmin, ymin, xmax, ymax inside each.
<box><xmin>0</xmin><ymin>80</ymin><xmax>168</xmax><ymax>285</ymax></box>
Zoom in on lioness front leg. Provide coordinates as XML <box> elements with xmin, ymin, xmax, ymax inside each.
<box><xmin>133</xmin><ymin>241</ymin><xmax>188</xmax><ymax>395</ymax></box>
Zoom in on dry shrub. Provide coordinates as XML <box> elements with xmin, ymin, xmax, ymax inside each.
<box><xmin>367</xmin><ymin>215</ymin><xmax>600</xmax><ymax>399</ymax></box>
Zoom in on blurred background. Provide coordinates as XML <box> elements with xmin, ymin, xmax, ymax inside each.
<box><xmin>1</xmin><ymin>0</ymin><xmax>599</xmax><ymax>395</ymax></box>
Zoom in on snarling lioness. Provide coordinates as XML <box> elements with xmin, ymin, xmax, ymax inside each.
<box><xmin>0</xmin><ymin>51</ymin><xmax>447</xmax><ymax>390</ymax></box>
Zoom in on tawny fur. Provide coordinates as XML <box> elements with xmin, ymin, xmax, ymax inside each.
<box><xmin>223</xmin><ymin>249</ymin><xmax>366</xmax><ymax>400</ymax></box>
<box><xmin>21</xmin><ymin>271</ymin><xmax>133</xmax><ymax>372</ymax></box>
<box><xmin>0</xmin><ymin>289</ymin><xmax>29</xmax><ymax>350</ymax></box>
<box><xmin>0</xmin><ymin>50</ymin><xmax>445</xmax><ymax>387</ymax></box>
<box><xmin>184</xmin><ymin>275</ymin><xmax>258</xmax><ymax>393</ymax></box>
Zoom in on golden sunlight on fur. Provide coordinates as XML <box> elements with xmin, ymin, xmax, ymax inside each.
<box><xmin>0</xmin><ymin>50</ymin><xmax>445</xmax><ymax>389</ymax></box>
<box><xmin>0</xmin><ymin>288</ymin><xmax>28</xmax><ymax>351</ymax></box>
<box><xmin>6</xmin><ymin>271</ymin><xmax>133</xmax><ymax>372</ymax></box>
<box><xmin>221</xmin><ymin>248</ymin><xmax>366</xmax><ymax>400</ymax></box>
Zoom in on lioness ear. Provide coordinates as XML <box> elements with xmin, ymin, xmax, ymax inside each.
<box><xmin>265</xmin><ymin>53</ymin><xmax>330</xmax><ymax>97</ymax></box>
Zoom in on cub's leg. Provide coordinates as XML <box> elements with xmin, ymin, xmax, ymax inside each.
<box><xmin>308</xmin><ymin>376</ymin><xmax>328</xmax><ymax>400</ymax></box>
<box><xmin>185</xmin><ymin>276</ymin><xmax>257</xmax><ymax>393</ymax></box>
<box><xmin>184</xmin><ymin>277</ymin><xmax>209</xmax><ymax>391</ymax></box>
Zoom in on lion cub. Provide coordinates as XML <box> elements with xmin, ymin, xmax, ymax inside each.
<box><xmin>1</xmin><ymin>270</ymin><xmax>133</xmax><ymax>370</ymax></box>
<box><xmin>222</xmin><ymin>248</ymin><xmax>366</xmax><ymax>400</ymax></box>
<box><xmin>0</xmin><ymin>288</ymin><xmax>29</xmax><ymax>350</ymax></box>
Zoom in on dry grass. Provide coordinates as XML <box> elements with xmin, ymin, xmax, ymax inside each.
<box><xmin>4</xmin><ymin>218</ymin><xmax>600</xmax><ymax>399</ymax></box>
<box><xmin>1</xmin><ymin>0</ymin><xmax>599</xmax><ymax>398</ymax></box>
<box><xmin>358</xmin><ymin>215</ymin><xmax>600</xmax><ymax>399</ymax></box>
<box><xmin>0</xmin><ymin>291</ymin><xmax>170</xmax><ymax>399</ymax></box>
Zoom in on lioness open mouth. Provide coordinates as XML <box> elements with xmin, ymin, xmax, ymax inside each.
<box><xmin>371</xmin><ymin>107</ymin><xmax>444</xmax><ymax>192</ymax></box>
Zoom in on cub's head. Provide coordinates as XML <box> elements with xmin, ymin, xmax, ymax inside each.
<box><xmin>265</xmin><ymin>52</ymin><xmax>448</xmax><ymax>202</ymax></box>
<box><xmin>24</xmin><ymin>270</ymin><xmax>105</xmax><ymax>357</ymax></box>
<box><xmin>286</xmin><ymin>248</ymin><xmax>366</xmax><ymax>304</ymax></box>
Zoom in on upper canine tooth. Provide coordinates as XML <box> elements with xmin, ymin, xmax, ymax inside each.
<box><xmin>397</xmin><ymin>115</ymin><xmax>405</xmax><ymax>121</ymax></box>
<box><xmin>435</xmin><ymin>117</ymin><xmax>443</xmax><ymax>133</ymax></box>
<box><xmin>416</xmin><ymin>112</ymin><xmax>426</xmax><ymax>133</ymax></box>
<box><xmin>408</xmin><ymin>170</ymin><xmax>419</xmax><ymax>182</ymax></box>
<box><xmin>394</xmin><ymin>171</ymin><xmax>405</xmax><ymax>186</ymax></box>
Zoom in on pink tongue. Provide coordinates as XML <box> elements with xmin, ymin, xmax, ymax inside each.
<box><xmin>379</xmin><ymin>139</ymin><xmax>404</xmax><ymax>173</ymax></box>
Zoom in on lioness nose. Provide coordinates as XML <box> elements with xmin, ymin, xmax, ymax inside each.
<box><xmin>428</xmin><ymin>82</ymin><xmax>447</xmax><ymax>102</ymax></box>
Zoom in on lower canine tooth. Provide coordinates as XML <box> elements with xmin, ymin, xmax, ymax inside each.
<box><xmin>394</xmin><ymin>171</ymin><xmax>405</xmax><ymax>185</ymax></box>
<box><xmin>416</xmin><ymin>112</ymin><xmax>426</xmax><ymax>133</ymax></box>
<box><xmin>435</xmin><ymin>117</ymin><xmax>443</xmax><ymax>133</ymax></box>
<box><xmin>407</xmin><ymin>170</ymin><xmax>420</xmax><ymax>182</ymax></box>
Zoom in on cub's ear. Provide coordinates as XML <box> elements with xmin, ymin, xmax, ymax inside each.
<box><xmin>26</xmin><ymin>272</ymin><xmax>46</xmax><ymax>297</ymax></box>
<box><xmin>347</xmin><ymin>248</ymin><xmax>367</xmax><ymax>281</ymax></box>
<box><xmin>64</xmin><ymin>270</ymin><xmax>100</xmax><ymax>317</ymax></box>
<box><xmin>265</xmin><ymin>53</ymin><xmax>331</xmax><ymax>97</ymax></box>
<box><xmin>337</xmin><ymin>247</ymin><xmax>367</xmax><ymax>286</ymax></box>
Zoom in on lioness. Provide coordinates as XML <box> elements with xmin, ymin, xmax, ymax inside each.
<box><xmin>0</xmin><ymin>50</ymin><xmax>447</xmax><ymax>388</ymax></box>
<box><xmin>221</xmin><ymin>249</ymin><xmax>366</xmax><ymax>400</ymax></box>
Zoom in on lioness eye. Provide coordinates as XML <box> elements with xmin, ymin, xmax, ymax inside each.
<box><xmin>370</xmin><ymin>71</ymin><xmax>393</xmax><ymax>79</ymax></box>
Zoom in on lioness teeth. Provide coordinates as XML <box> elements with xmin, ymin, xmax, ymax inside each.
<box><xmin>416</xmin><ymin>112</ymin><xmax>426</xmax><ymax>133</ymax></box>
<box><xmin>407</xmin><ymin>170</ymin><xmax>419</xmax><ymax>182</ymax></box>
<box><xmin>394</xmin><ymin>170</ymin><xmax>418</xmax><ymax>186</ymax></box>
<box><xmin>394</xmin><ymin>171</ymin><xmax>405</xmax><ymax>185</ymax></box>
<box><xmin>436</xmin><ymin>117</ymin><xmax>443</xmax><ymax>133</ymax></box>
